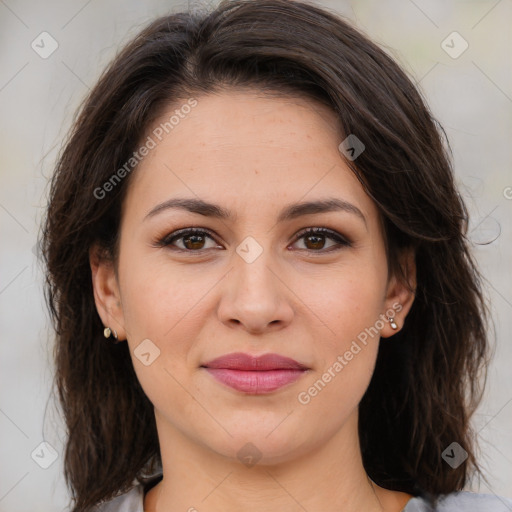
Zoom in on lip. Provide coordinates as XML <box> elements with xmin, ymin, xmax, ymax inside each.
<box><xmin>201</xmin><ymin>352</ymin><xmax>309</xmax><ymax>394</ymax></box>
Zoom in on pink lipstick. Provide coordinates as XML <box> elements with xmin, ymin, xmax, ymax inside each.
<box><xmin>201</xmin><ymin>352</ymin><xmax>309</xmax><ymax>394</ymax></box>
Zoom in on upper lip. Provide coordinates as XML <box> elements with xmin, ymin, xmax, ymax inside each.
<box><xmin>201</xmin><ymin>352</ymin><xmax>309</xmax><ymax>371</ymax></box>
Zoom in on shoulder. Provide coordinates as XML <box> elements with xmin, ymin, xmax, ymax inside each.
<box><xmin>404</xmin><ymin>491</ymin><xmax>512</xmax><ymax>512</ymax></box>
<box><xmin>93</xmin><ymin>487</ymin><xmax>512</xmax><ymax>512</ymax></box>
<box><xmin>93</xmin><ymin>483</ymin><xmax>144</xmax><ymax>512</ymax></box>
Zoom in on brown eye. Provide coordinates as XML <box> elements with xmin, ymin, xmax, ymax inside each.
<box><xmin>156</xmin><ymin>227</ymin><xmax>351</xmax><ymax>254</ymax></box>
<box><xmin>291</xmin><ymin>228</ymin><xmax>351</xmax><ymax>252</ymax></box>
<box><xmin>181</xmin><ymin>232</ymin><xmax>207</xmax><ymax>250</ymax></box>
<box><xmin>303</xmin><ymin>233</ymin><xmax>327</xmax><ymax>250</ymax></box>
<box><xmin>159</xmin><ymin>228</ymin><xmax>220</xmax><ymax>252</ymax></box>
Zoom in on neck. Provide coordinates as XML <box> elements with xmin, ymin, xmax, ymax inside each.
<box><xmin>144</xmin><ymin>411</ymin><xmax>413</xmax><ymax>512</ymax></box>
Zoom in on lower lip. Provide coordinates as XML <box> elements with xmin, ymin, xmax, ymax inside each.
<box><xmin>203</xmin><ymin>368</ymin><xmax>306</xmax><ymax>394</ymax></box>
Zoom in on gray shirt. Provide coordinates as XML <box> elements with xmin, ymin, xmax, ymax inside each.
<box><xmin>95</xmin><ymin>482</ymin><xmax>512</xmax><ymax>512</ymax></box>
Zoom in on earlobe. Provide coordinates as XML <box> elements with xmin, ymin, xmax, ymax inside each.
<box><xmin>89</xmin><ymin>244</ymin><xmax>126</xmax><ymax>340</ymax></box>
<box><xmin>381</xmin><ymin>248</ymin><xmax>417</xmax><ymax>338</ymax></box>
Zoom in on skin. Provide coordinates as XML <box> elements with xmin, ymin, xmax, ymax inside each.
<box><xmin>90</xmin><ymin>89</ymin><xmax>417</xmax><ymax>512</ymax></box>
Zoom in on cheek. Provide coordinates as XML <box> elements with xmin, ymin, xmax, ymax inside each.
<box><xmin>315</xmin><ymin>267</ymin><xmax>386</xmax><ymax>338</ymax></box>
<box><xmin>119</xmin><ymin>258</ymin><xmax>207</xmax><ymax>421</ymax></box>
<box><xmin>298</xmin><ymin>269</ymin><xmax>384</xmax><ymax>407</ymax></box>
<box><xmin>119</xmin><ymin>251</ymin><xmax>209</xmax><ymax>340</ymax></box>
<box><xmin>297</xmin><ymin>303</ymin><xmax>382</xmax><ymax>428</ymax></box>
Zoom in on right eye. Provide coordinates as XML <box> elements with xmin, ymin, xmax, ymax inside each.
<box><xmin>156</xmin><ymin>228</ymin><xmax>223</xmax><ymax>252</ymax></box>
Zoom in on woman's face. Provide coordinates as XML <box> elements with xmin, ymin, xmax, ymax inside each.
<box><xmin>92</xmin><ymin>89</ymin><xmax>414</xmax><ymax>464</ymax></box>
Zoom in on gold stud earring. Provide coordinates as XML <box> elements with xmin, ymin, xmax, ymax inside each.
<box><xmin>103</xmin><ymin>326</ymin><xmax>118</xmax><ymax>340</ymax></box>
<box><xmin>388</xmin><ymin>316</ymin><xmax>398</xmax><ymax>330</ymax></box>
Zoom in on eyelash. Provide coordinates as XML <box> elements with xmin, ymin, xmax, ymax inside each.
<box><xmin>155</xmin><ymin>227</ymin><xmax>352</xmax><ymax>254</ymax></box>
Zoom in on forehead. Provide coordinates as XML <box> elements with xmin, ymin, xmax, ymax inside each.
<box><xmin>147</xmin><ymin>88</ymin><xmax>342</xmax><ymax>156</ymax></box>
<box><xmin>122</xmin><ymin>89</ymin><xmax>378</xmax><ymax>226</ymax></box>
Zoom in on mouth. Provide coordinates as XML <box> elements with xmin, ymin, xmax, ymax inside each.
<box><xmin>200</xmin><ymin>352</ymin><xmax>310</xmax><ymax>394</ymax></box>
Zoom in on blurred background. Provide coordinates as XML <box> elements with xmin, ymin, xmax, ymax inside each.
<box><xmin>0</xmin><ymin>0</ymin><xmax>511</xmax><ymax>510</ymax></box>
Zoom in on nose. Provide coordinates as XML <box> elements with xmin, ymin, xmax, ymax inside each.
<box><xmin>216</xmin><ymin>243</ymin><xmax>295</xmax><ymax>335</ymax></box>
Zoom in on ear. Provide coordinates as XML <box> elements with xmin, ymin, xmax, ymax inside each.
<box><xmin>380</xmin><ymin>247</ymin><xmax>416</xmax><ymax>338</ymax></box>
<box><xmin>89</xmin><ymin>243</ymin><xmax>127</xmax><ymax>340</ymax></box>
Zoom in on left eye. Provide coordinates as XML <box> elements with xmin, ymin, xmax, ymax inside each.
<box><xmin>291</xmin><ymin>227</ymin><xmax>351</xmax><ymax>252</ymax></box>
<box><xmin>157</xmin><ymin>227</ymin><xmax>351</xmax><ymax>253</ymax></box>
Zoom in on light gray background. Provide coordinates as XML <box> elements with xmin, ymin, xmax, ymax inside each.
<box><xmin>0</xmin><ymin>0</ymin><xmax>511</xmax><ymax>511</ymax></box>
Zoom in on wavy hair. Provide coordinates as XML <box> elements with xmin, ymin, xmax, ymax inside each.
<box><xmin>41</xmin><ymin>1</ymin><xmax>492</xmax><ymax>510</ymax></box>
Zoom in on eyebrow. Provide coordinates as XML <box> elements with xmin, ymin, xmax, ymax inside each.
<box><xmin>144</xmin><ymin>197</ymin><xmax>367</xmax><ymax>227</ymax></box>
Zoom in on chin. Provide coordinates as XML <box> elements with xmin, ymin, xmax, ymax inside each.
<box><xmin>203</xmin><ymin>422</ymin><xmax>312</xmax><ymax>467</ymax></box>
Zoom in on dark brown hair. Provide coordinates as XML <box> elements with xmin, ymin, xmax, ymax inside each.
<box><xmin>41</xmin><ymin>0</ymin><xmax>492</xmax><ymax>510</ymax></box>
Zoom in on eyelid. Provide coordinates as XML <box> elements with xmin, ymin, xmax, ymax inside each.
<box><xmin>292</xmin><ymin>226</ymin><xmax>351</xmax><ymax>245</ymax></box>
<box><xmin>156</xmin><ymin>227</ymin><xmax>221</xmax><ymax>249</ymax></box>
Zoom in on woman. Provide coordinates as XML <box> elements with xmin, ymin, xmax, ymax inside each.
<box><xmin>41</xmin><ymin>1</ymin><xmax>512</xmax><ymax>511</ymax></box>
